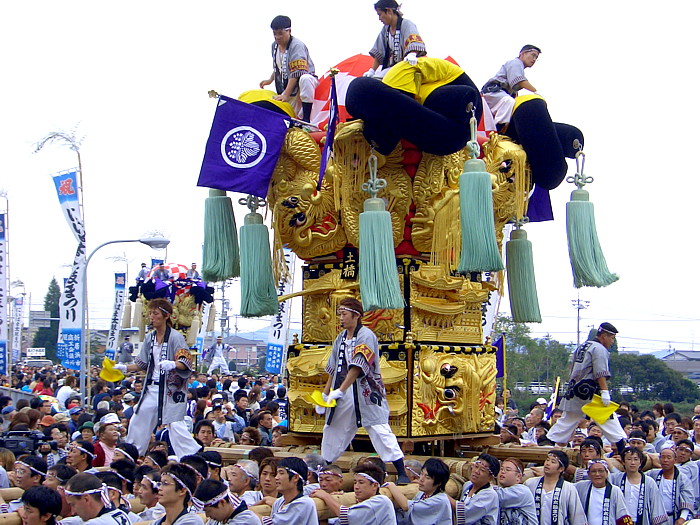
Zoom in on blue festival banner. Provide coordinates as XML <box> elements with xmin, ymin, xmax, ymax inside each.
<box><xmin>197</xmin><ymin>96</ymin><xmax>290</xmax><ymax>198</ymax></box>
<box><xmin>52</xmin><ymin>170</ymin><xmax>85</xmax><ymax>370</ymax></box>
<box><xmin>105</xmin><ymin>273</ymin><xmax>126</xmax><ymax>361</ymax></box>
<box><xmin>0</xmin><ymin>214</ymin><xmax>7</xmax><ymax>374</ymax></box>
<box><xmin>494</xmin><ymin>336</ymin><xmax>505</xmax><ymax>379</ymax></box>
<box><xmin>266</xmin><ymin>249</ymin><xmax>295</xmax><ymax>374</ymax></box>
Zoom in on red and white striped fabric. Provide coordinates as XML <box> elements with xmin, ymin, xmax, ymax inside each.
<box><xmin>148</xmin><ymin>263</ymin><xmax>189</xmax><ymax>281</ymax></box>
<box><xmin>311</xmin><ymin>54</ymin><xmax>495</xmax><ymax>144</ymax></box>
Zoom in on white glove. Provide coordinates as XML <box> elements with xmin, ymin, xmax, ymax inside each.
<box><xmin>363</xmin><ymin>67</ymin><xmax>376</xmax><ymax>78</ymax></box>
<box><xmin>159</xmin><ymin>360</ymin><xmax>177</xmax><ymax>372</ymax></box>
<box><xmin>404</xmin><ymin>52</ymin><xmax>418</xmax><ymax>66</ymax></box>
<box><xmin>600</xmin><ymin>390</ymin><xmax>611</xmax><ymax>406</ymax></box>
<box><xmin>315</xmin><ymin>405</ymin><xmax>326</xmax><ymax>415</ymax></box>
<box><xmin>113</xmin><ymin>363</ymin><xmax>127</xmax><ymax>373</ymax></box>
<box><xmin>328</xmin><ymin>389</ymin><xmax>344</xmax><ymax>402</ymax></box>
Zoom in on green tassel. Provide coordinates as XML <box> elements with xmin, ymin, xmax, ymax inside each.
<box><xmin>506</xmin><ymin>228</ymin><xmax>541</xmax><ymax>323</ymax></box>
<box><xmin>239</xmin><ymin>212</ymin><xmax>278</xmax><ymax>317</ymax></box>
<box><xmin>359</xmin><ymin>198</ymin><xmax>404</xmax><ymax>311</ymax></box>
<box><xmin>202</xmin><ymin>189</ymin><xmax>240</xmax><ymax>282</ymax></box>
<box><xmin>566</xmin><ymin>189</ymin><xmax>619</xmax><ymax>288</ymax></box>
<box><xmin>457</xmin><ymin>159</ymin><xmax>504</xmax><ymax>273</ymax></box>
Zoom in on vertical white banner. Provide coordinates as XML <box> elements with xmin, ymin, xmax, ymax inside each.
<box><xmin>52</xmin><ymin>171</ymin><xmax>85</xmax><ymax>370</ymax></box>
<box><xmin>0</xmin><ymin>214</ymin><xmax>7</xmax><ymax>374</ymax></box>
<box><xmin>11</xmin><ymin>296</ymin><xmax>23</xmax><ymax>366</ymax></box>
<box><xmin>266</xmin><ymin>250</ymin><xmax>296</xmax><ymax>375</ymax></box>
<box><xmin>105</xmin><ymin>273</ymin><xmax>126</xmax><ymax>361</ymax></box>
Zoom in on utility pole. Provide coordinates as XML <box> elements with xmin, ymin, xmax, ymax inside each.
<box><xmin>571</xmin><ymin>295</ymin><xmax>590</xmax><ymax>347</ymax></box>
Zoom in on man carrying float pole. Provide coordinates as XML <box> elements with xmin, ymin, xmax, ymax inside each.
<box><xmin>316</xmin><ymin>297</ymin><xmax>410</xmax><ymax>484</ymax></box>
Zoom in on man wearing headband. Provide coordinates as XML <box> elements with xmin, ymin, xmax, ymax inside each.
<box><xmin>574</xmin><ymin>460</ymin><xmax>632</xmax><ymax>525</ymax></box>
<box><xmin>496</xmin><ymin>458</ymin><xmax>538</xmax><ymax>525</ymax></box>
<box><xmin>63</xmin><ymin>473</ymin><xmax>131</xmax><ymax>525</ymax></box>
<box><xmin>315</xmin><ymin>464</ymin><xmax>344</xmax><ymax>494</ymax></box>
<box><xmin>365</xmin><ymin>0</ymin><xmax>426</xmax><ymax>79</ymax></box>
<box><xmin>95</xmin><ymin>471</ymin><xmax>141</xmax><ymax>524</ymax></box>
<box><xmin>387</xmin><ymin>457</ymin><xmax>451</xmax><ymax>525</ymax></box>
<box><xmin>134</xmin><ymin>468</ymin><xmax>165</xmax><ymax>522</ymax></box>
<box><xmin>260</xmin><ymin>457</ymin><xmax>318</xmax><ymax>524</ymax></box>
<box><xmin>204</xmin><ymin>336</ymin><xmax>230</xmax><ymax>376</ymax></box>
<box><xmin>226</xmin><ymin>461</ymin><xmax>261</xmax><ymax>507</ymax></box>
<box><xmin>1</xmin><ymin>457</ymin><xmax>48</xmax><ymax>513</ymax></box>
<box><xmin>193</xmin><ymin>479</ymin><xmax>259</xmax><ymax>525</ymax></box>
<box><xmin>313</xmin><ymin>462</ymin><xmax>396</xmax><ymax>524</ymax></box>
<box><xmin>66</xmin><ymin>440</ymin><xmax>98</xmax><ymax>473</ymax></box>
<box><xmin>610</xmin><ymin>448</ymin><xmax>667</xmax><ymax>525</ymax></box>
<box><xmin>525</xmin><ymin>450</ymin><xmax>587</xmax><ymax>525</ymax></box>
<box><xmin>154</xmin><ymin>464</ymin><xmax>202</xmax><ymax>525</ymax></box>
<box><xmin>481</xmin><ymin>44</ymin><xmax>541</xmax><ymax>129</ymax></box>
<box><xmin>259</xmin><ymin>15</ymin><xmax>318</xmax><ymax>122</ymax></box>
<box><xmin>115</xmin><ymin>298</ymin><xmax>200</xmax><ymax>458</ymax></box>
<box><xmin>671</xmin><ymin>441</ymin><xmax>700</xmax><ymax>513</ymax></box>
<box><xmin>647</xmin><ymin>448</ymin><xmax>694</xmax><ymax>525</ymax></box>
<box><xmin>318</xmin><ymin>297</ymin><xmax>409</xmax><ymax>484</ymax></box>
<box><xmin>18</xmin><ymin>486</ymin><xmax>62</xmax><ymax>525</ymax></box>
<box><xmin>453</xmin><ymin>453</ymin><xmax>500</xmax><ymax>525</ymax></box>
<box><xmin>549</xmin><ymin>322</ymin><xmax>628</xmax><ymax>457</ymax></box>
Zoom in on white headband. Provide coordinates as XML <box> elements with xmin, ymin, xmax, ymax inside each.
<box><xmin>355</xmin><ymin>472</ymin><xmax>379</xmax><ymax>485</ymax></box>
<box><xmin>587</xmin><ymin>459</ymin><xmax>610</xmax><ymax>472</ymax></box>
<box><xmin>15</xmin><ymin>461</ymin><xmax>46</xmax><ymax>477</ymax></box>
<box><xmin>72</xmin><ymin>445</ymin><xmax>95</xmax><ymax>460</ymax></box>
<box><xmin>233</xmin><ymin>464</ymin><xmax>258</xmax><ymax>483</ymax></box>
<box><xmin>191</xmin><ymin>488</ymin><xmax>241</xmax><ymax>511</ymax></box>
<box><xmin>319</xmin><ymin>470</ymin><xmax>343</xmax><ymax>479</ymax></box>
<box><xmin>166</xmin><ymin>473</ymin><xmax>193</xmax><ymax>498</ymax></box>
<box><xmin>338</xmin><ymin>306</ymin><xmax>361</xmax><ymax>315</ymax></box>
<box><xmin>64</xmin><ymin>484</ymin><xmax>111</xmax><ymax>507</ymax></box>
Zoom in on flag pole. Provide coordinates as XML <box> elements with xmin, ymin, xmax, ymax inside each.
<box><xmin>502</xmin><ymin>331</ymin><xmax>507</xmax><ymax>406</ymax></box>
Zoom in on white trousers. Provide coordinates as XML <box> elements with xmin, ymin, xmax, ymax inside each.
<box><xmin>483</xmin><ymin>91</ymin><xmax>515</xmax><ymax>125</ymax></box>
<box><xmin>208</xmin><ymin>356</ymin><xmax>230</xmax><ymax>375</ymax></box>
<box><xmin>126</xmin><ymin>387</ymin><xmax>201</xmax><ymax>458</ymax></box>
<box><xmin>290</xmin><ymin>73</ymin><xmax>319</xmax><ymax>119</ymax></box>
<box><xmin>547</xmin><ymin>396</ymin><xmax>627</xmax><ymax>445</ymax></box>
<box><xmin>321</xmin><ymin>390</ymin><xmax>403</xmax><ymax>463</ymax></box>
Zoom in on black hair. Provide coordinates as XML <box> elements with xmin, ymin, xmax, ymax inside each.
<box><xmin>352</xmin><ymin>462</ymin><xmax>385</xmax><ymax>494</ymax></box>
<box><xmin>234</xmin><ymin>389</ymin><xmax>248</xmax><ymax>402</ymax></box>
<box><xmin>421</xmin><ymin>457</ymin><xmax>450</xmax><ymax>493</ymax></box>
<box><xmin>581</xmin><ymin>437</ymin><xmax>603</xmax><ymax>454</ymax></box>
<box><xmin>374</xmin><ymin>0</ymin><xmax>400</xmax><ymax>12</ymax></box>
<box><xmin>195</xmin><ymin>419</ymin><xmax>215</xmax><ymax>435</ymax></box>
<box><xmin>75</xmin><ymin>440</ymin><xmax>95</xmax><ymax>467</ymax></box>
<box><xmin>196</xmin><ymin>386</ymin><xmax>210</xmax><ymax>399</ymax></box>
<box><xmin>520</xmin><ymin>44</ymin><xmax>542</xmax><ymax>54</ymax></box>
<box><xmin>676</xmin><ymin>439</ymin><xmax>694</xmax><ymax>450</ymax></box>
<box><xmin>110</xmin><ymin>459</ymin><xmax>136</xmax><ymax>492</ymax></box>
<box><xmin>30</xmin><ymin>397</ymin><xmax>42</xmax><ymax>410</ymax></box>
<box><xmin>200</xmin><ymin>450</ymin><xmax>223</xmax><ymax>470</ymax></box>
<box><xmin>134</xmin><ymin>465</ymin><xmax>155</xmax><ymax>484</ymax></box>
<box><xmin>621</xmin><ymin>446</ymin><xmax>645</xmax><ymax>469</ymax></box>
<box><xmin>548</xmin><ymin>450</ymin><xmax>570</xmax><ymax>471</ymax></box>
<box><xmin>193</xmin><ymin>479</ymin><xmax>228</xmax><ymax>504</ymax></box>
<box><xmin>181</xmin><ymin>455</ymin><xmax>209</xmax><ymax>480</ymax></box>
<box><xmin>665</xmin><ymin>413</ymin><xmax>682</xmax><ymax>424</ymax></box>
<box><xmin>206</xmin><ymin>379</ymin><xmax>217</xmax><ymax>390</ymax></box>
<box><xmin>65</xmin><ymin>472</ymin><xmax>103</xmax><ymax>502</ymax></box>
<box><xmin>162</xmin><ymin>464</ymin><xmax>198</xmax><ymax>504</ymax></box>
<box><xmin>21</xmin><ymin>455</ymin><xmax>48</xmax><ymax>482</ymax></box>
<box><xmin>146</xmin><ymin>449</ymin><xmax>168</xmax><ymax>468</ymax></box>
<box><xmin>634</xmin><ymin>420</ymin><xmax>651</xmax><ymax>434</ymax></box>
<box><xmin>277</xmin><ymin>386</ymin><xmax>286</xmax><ymax>398</ymax></box>
<box><xmin>629</xmin><ymin>430</ymin><xmax>647</xmax><ymax>441</ymax></box>
<box><xmin>270</xmin><ymin>15</ymin><xmax>291</xmax><ymax>30</ymax></box>
<box><xmin>21</xmin><ymin>486</ymin><xmax>62</xmax><ymax>525</ymax></box>
<box><xmin>278</xmin><ymin>457</ymin><xmax>307</xmax><ymax>492</ymax></box>
<box><xmin>477</xmin><ymin>453</ymin><xmax>501</xmax><ymax>478</ymax></box>
<box><xmin>48</xmin><ymin>464</ymin><xmax>77</xmax><ymax>485</ymax></box>
<box><xmin>248</xmin><ymin>447</ymin><xmax>274</xmax><ymax>465</ymax></box>
<box><xmin>96</xmin><ymin>471</ymin><xmax>123</xmax><ymax>493</ymax></box>
<box><xmin>117</xmin><ymin>442</ymin><xmax>139</xmax><ymax>463</ymax></box>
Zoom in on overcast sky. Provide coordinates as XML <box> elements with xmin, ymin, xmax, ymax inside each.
<box><xmin>1</xmin><ymin>1</ymin><xmax>698</xmax><ymax>353</ymax></box>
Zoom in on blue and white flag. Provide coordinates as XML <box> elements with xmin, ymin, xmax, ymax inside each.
<box><xmin>317</xmin><ymin>75</ymin><xmax>339</xmax><ymax>190</ymax></box>
<box><xmin>266</xmin><ymin>249</ymin><xmax>296</xmax><ymax>375</ymax></box>
<box><xmin>198</xmin><ymin>95</ymin><xmax>291</xmax><ymax>199</ymax></box>
<box><xmin>11</xmin><ymin>296</ymin><xmax>23</xmax><ymax>367</ymax></box>
<box><xmin>105</xmin><ymin>273</ymin><xmax>126</xmax><ymax>361</ymax></box>
<box><xmin>494</xmin><ymin>336</ymin><xmax>505</xmax><ymax>379</ymax></box>
<box><xmin>544</xmin><ymin>376</ymin><xmax>561</xmax><ymax>421</ymax></box>
<box><xmin>0</xmin><ymin>214</ymin><xmax>7</xmax><ymax>374</ymax></box>
<box><xmin>52</xmin><ymin>170</ymin><xmax>85</xmax><ymax>370</ymax></box>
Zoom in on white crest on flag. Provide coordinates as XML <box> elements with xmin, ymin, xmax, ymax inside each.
<box><xmin>221</xmin><ymin>126</ymin><xmax>267</xmax><ymax>168</ymax></box>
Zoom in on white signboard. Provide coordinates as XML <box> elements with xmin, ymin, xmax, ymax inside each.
<box><xmin>27</xmin><ymin>347</ymin><xmax>46</xmax><ymax>357</ymax></box>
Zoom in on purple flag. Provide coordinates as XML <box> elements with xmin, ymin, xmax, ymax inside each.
<box><xmin>526</xmin><ymin>184</ymin><xmax>554</xmax><ymax>222</ymax></box>
<box><xmin>197</xmin><ymin>96</ymin><xmax>290</xmax><ymax>198</ymax></box>
<box><xmin>317</xmin><ymin>75</ymin><xmax>339</xmax><ymax>190</ymax></box>
<box><xmin>494</xmin><ymin>336</ymin><xmax>505</xmax><ymax>378</ymax></box>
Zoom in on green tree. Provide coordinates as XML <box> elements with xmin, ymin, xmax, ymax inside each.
<box><xmin>32</xmin><ymin>277</ymin><xmax>60</xmax><ymax>362</ymax></box>
<box><xmin>609</xmin><ymin>353</ymin><xmax>699</xmax><ymax>402</ymax></box>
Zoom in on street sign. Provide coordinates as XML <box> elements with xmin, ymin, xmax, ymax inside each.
<box><xmin>27</xmin><ymin>347</ymin><xmax>46</xmax><ymax>357</ymax></box>
<box><xmin>29</xmin><ymin>311</ymin><xmax>51</xmax><ymax>329</ymax></box>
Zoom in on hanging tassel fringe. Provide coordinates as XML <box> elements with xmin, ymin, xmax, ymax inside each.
<box><xmin>121</xmin><ymin>301</ymin><xmax>132</xmax><ymax>329</ymax></box>
<box><xmin>457</xmin><ymin>158</ymin><xmax>504</xmax><ymax>273</ymax></box>
<box><xmin>239</xmin><ymin>210</ymin><xmax>278</xmax><ymax>317</ymax></box>
<box><xmin>565</xmin><ymin>149</ymin><xmax>619</xmax><ymax>288</ymax></box>
<box><xmin>202</xmin><ymin>189</ymin><xmax>240</xmax><ymax>283</ymax></box>
<box><xmin>566</xmin><ymin>189</ymin><xmax>619</xmax><ymax>288</ymax></box>
<box><xmin>506</xmin><ymin>227</ymin><xmax>541</xmax><ymax>323</ymax></box>
<box><xmin>133</xmin><ymin>298</ymin><xmax>145</xmax><ymax>340</ymax></box>
<box><xmin>186</xmin><ymin>316</ymin><xmax>200</xmax><ymax>346</ymax></box>
<box><xmin>359</xmin><ymin>197</ymin><xmax>404</xmax><ymax>311</ymax></box>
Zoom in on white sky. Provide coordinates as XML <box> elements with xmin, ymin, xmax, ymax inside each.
<box><xmin>1</xmin><ymin>1</ymin><xmax>698</xmax><ymax>353</ymax></box>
